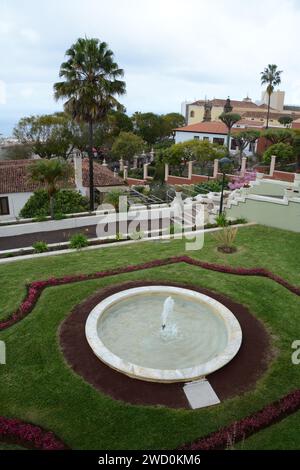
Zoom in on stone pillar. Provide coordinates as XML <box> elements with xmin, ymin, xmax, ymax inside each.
<box><xmin>113</xmin><ymin>168</ymin><xmax>118</xmax><ymax>178</ymax></box>
<box><xmin>188</xmin><ymin>160</ymin><xmax>193</xmax><ymax>180</ymax></box>
<box><xmin>102</xmin><ymin>158</ymin><xmax>108</xmax><ymax>167</ymax></box>
<box><xmin>119</xmin><ymin>158</ymin><xmax>124</xmax><ymax>172</ymax></box>
<box><xmin>133</xmin><ymin>156</ymin><xmax>138</xmax><ymax>169</ymax></box>
<box><xmin>165</xmin><ymin>163</ymin><xmax>169</xmax><ymax>183</ymax></box>
<box><xmin>123</xmin><ymin>166</ymin><xmax>128</xmax><ymax>181</ymax></box>
<box><xmin>150</xmin><ymin>147</ymin><xmax>155</xmax><ymax>162</ymax></box>
<box><xmin>213</xmin><ymin>159</ymin><xmax>219</xmax><ymax>179</ymax></box>
<box><xmin>143</xmin><ymin>163</ymin><xmax>148</xmax><ymax>180</ymax></box>
<box><xmin>241</xmin><ymin>157</ymin><xmax>247</xmax><ymax>176</ymax></box>
<box><xmin>74</xmin><ymin>153</ymin><xmax>83</xmax><ymax>191</ymax></box>
<box><xmin>269</xmin><ymin>155</ymin><xmax>276</xmax><ymax>177</ymax></box>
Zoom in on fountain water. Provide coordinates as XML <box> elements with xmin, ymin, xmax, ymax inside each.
<box><xmin>86</xmin><ymin>286</ymin><xmax>242</xmax><ymax>382</ymax></box>
<box><xmin>160</xmin><ymin>296</ymin><xmax>178</xmax><ymax>339</ymax></box>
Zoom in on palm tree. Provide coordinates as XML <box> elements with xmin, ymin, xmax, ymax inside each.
<box><xmin>28</xmin><ymin>159</ymin><xmax>73</xmax><ymax>218</ymax></box>
<box><xmin>219</xmin><ymin>112</ymin><xmax>241</xmax><ymax>153</ymax></box>
<box><xmin>261</xmin><ymin>64</ymin><xmax>282</xmax><ymax>129</ymax></box>
<box><xmin>54</xmin><ymin>38</ymin><xmax>126</xmax><ymax>211</ymax></box>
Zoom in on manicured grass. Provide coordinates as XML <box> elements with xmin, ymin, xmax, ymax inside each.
<box><xmin>0</xmin><ymin>225</ymin><xmax>299</xmax><ymax>449</ymax></box>
<box><xmin>236</xmin><ymin>409</ymin><xmax>300</xmax><ymax>450</ymax></box>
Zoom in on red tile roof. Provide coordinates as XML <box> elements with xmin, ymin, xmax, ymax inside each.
<box><xmin>0</xmin><ymin>159</ymin><xmax>124</xmax><ymax>194</ymax></box>
<box><xmin>191</xmin><ymin>98</ymin><xmax>259</xmax><ymax>109</ymax></box>
<box><xmin>175</xmin><ymin>120</ymin><xmax>263</xmax><ymax>135</ymax></box>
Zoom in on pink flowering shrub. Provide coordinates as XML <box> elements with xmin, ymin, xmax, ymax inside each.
<box><xmin>0</xmin><ymin>417</ymin><xmax>67</xmax><ymax>450</ymax></box>
<box><xmin>229</xmin><ymin>171</ymin><xmax>257</xmax><ymax>190</ymax></box>
<box><xmin>0</xmin><ymin>256</ymin><xmax>299</xmax><ymax>331</ymax></box>
<box><xmin>180</xmin><ymin>389</ymin><xmax>300</xmax><ymax>450</ymax></box>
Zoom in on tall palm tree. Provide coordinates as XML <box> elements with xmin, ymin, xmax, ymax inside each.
<box><xmin>261</xmin><ymin>64</ymin><xmax>282</xmax><ymax>129</ymax></box>
<box><xmin>28</xmin><ymin>159</ymin><xmax>73</xmax><ymax>218</ymax></box>
<box><xmin>54</xmin><ymin>38</ymin><xmax>126</xmax><ymax>210</ymax></box>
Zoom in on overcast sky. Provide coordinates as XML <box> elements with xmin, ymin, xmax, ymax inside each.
<box><xmin>1</xmin><ymin>0</ymin><xmax>300</xmax><ymax>135</ymax></box>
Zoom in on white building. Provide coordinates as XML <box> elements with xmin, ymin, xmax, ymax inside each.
<box><xmin>0</xmin><ymin>157</ymin><xmax>124</xmax><ymax>220</ymax></box>
<box><xmin>174</xmin><ymin>120</ymin><xmax>262</xmax><ymax>156</ymax></box>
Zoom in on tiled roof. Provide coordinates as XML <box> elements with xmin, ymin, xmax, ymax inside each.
<box><xmin>175</xmin><ymin>121</ymin><xmax>228</xmax><ymax>134</ymax></box>
<box><xmin>0</xmin><ymin>158</ymin><xmax>124</xmax><ymax>194</ymax></box>
<box><xmin>191</xmin><ymin>98</ymin><xmax>259</xmax><ymax>109</ymax></box>
<box><xmin>175</xmin><ymin>120</ymin><xmax>263</xmax><ymax>135</ymax></box>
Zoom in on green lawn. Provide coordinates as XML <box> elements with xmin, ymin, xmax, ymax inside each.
<box><xmin>0</xmin><ymin>225</ymin><xmax>299</xmax><ymax>450</ymax></box>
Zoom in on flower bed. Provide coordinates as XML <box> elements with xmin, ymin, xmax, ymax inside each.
<box><xmin>180</xmin><ymin>389</ymin><xmax>300</xmax><ymax>450</ymax></box>
<box><xmin>1</xmin><ymin>256</ymin><xmax>300</xmax><ymax>331</ymax></box>
<box><xmin>0</xmin><ymin>417</ymin><xmax>67</xmax><ymax>450</ymax></box>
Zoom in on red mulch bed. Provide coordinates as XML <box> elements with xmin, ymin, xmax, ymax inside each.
<box><xmin>59</xmin><ymin>280</ymin><xmax>271</xmax><ymax>409</ymax></box>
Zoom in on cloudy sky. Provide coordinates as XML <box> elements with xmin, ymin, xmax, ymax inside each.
<box><xmin>1</xmin><ymin>0</ymin><xmax>300</xmax><ymax>135</ymax></box>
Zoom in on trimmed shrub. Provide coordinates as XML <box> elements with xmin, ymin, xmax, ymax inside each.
<box><xmin>69</xmin><ymin>233</ymin><xmax>89</xmax><ymax>250</ymax></box>
<box><xmin>20</xmin><ymin>189</ymin><xmax>89</xmax><ymax>219</ymax></box>
<box><xmin>32</xmin><ymin>241</ymin><xmax>49</xmax><ymax>253</ymax></box>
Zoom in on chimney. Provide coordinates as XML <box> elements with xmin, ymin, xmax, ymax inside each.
<box><xmin>74</xmin><ymin>152</ymin><xmax>84</xmax><ymax>193</ymax></box>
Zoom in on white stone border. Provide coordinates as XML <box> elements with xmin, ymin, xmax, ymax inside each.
<box><xmin>85</xmin><ymin>286</ymin><xmax>242</xmax><ymax>383</ymax></box>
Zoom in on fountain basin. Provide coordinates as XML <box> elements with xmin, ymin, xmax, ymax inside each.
<box><xmin>85</xmin><ymin>286</ymin><xmax>242</xmax><ymax>383</ymax></box>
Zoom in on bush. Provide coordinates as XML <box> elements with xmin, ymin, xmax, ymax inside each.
<box><xmin>69</xmin><ymin>233</ymin><xmax>89</xmax><ymax>250</ymax></box>
<box><xmin>193</xmin><ymin>180</ymin><xmax>227</xmax><ymax>195</ymax></box>
<box><xmin>20</xmin><ymin>189</ymin><xmax>89</xmax><ymax>218</ymax></box>
<box><xmin>263</xmin><ymin>143</ymin><xmax>295</xmax><ymax>164</ymax></box>
<box><xmin>32</xmin><ymin>241</ymin><xmax>49</xmax><ymax>253</ymax></box>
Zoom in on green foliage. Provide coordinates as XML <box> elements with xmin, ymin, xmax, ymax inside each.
<box><xmin>131</xmin><ymin>112</ymin><xmax>164</xmax><ymax>145</ymax></box>
<box><xmin>219</xmin><ymin>112</ymin><xmax>241</xmax><ymax>130</ymax></box>
<box><xmin>261</xmin><ymin>64</ymin><xmax>282</xmax><ymax>95</ymax></box>
<box><xmin>192</xmin><ymin>179</ymin><xmax>227</xmax><ymax>194</ymax></box>
<box><xmin>215</xmin><ymin>213</ymin><xmax>228</xmax><ymax>227</ymax></box>
<box><xmin>32</xmin><ymin>241</ymin><xmax>49</xmax><ymax>253</ymax></box>
<box><xmin>54</xmin><ymin>37</ymin><xmax>126</xmax><ymax>126</ymax></box>
<box><xmin>232</xmin><ymin>130</ymin><xmax>260</xmax><ymax>156</ymax></box>
<box><xmin>263</xmin><ymin>143</ymin><xmax>295</xmax><ymax>164</ymax></box>
<box><xmin>1</xmin><ymin>143</ymin><xmax>32</xmax><ymax>160</ymax></box>
<box><xmin>262</xmin><ymin>128</ymin><xmax>293</xmax><ymax>144</ymax></box>
<box><xmin>13</xmin><ymin>113</ymin><xmax>75</xmax><ymax>159</ymax></box>
<box><xmin>20</xmin><ymin>189</ymin><xmax>89</xmax><ymax>218</ymax></box>
<box><xmin>162</xmin><ymin>140</ymin><xmax>226</xmax><ymax>175</ymax></box>
<box><xmin>69</xmin><ymin>233</ymin><xmax>89</xmax><ymax>250</ymax></box>
<box><xmin>278</xmin><ymin>116</ymin><xmax>293</xmax><ymax>127</ymax></box>
<box><xmin>111</xmin><ymin>131</ymin><xmax>145</xmax><ymax>162</ymax></box>
<box><xmin>104</xmin><ymin>189</ymin><xmax>126</xmax><ymax>211</ymax></box>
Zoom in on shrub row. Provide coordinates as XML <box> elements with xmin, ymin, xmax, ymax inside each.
<box><xmin>180</xmin><ymin>389</ymin><xmax>300</xmax><ymax>450</ymax></box>
<box><xmin>1</xmin><ymin>256</ymin><xmax>299</xmax><ymax>331</ymax></box>
<box><xmin>0</xmin><ymin>417</ymin><xmax>67</xmax><ymax>450</ymax></box>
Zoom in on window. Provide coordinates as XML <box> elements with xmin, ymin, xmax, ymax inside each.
<box><xmin>0</xmin><ymin>197</ymin><xmax>9</xmax><ymax>215</ymax></box>
<box><xmin>230</xmin><ymin>139</ymin><xmax>238</xmax><ymax>150</ymax></box>
<box><xmin>193</xmin><ymin>136</ymin><xmax>199</xmax><ymax>140</ymax></box>
<box><xmin>213</xmin><ymin>137</ymin><xmax>225</xmax><ymax>146</ymax></box>
<box><xmin>190</xmin><ymin>110</ymin><xmax>195</xmax><ymax>118</ymax></box>
<box><xmin>203</xmin><ymin>136</ymin><xmax>209</xmax><ymax>141</ymax></box>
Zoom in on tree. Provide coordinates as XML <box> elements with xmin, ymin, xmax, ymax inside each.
<box><xmin>13</xmin><ymin>113</ymin><xmax>75</xmax><ymax>159</ymax></box>
<box><xmin>1</xmin><ymin>143</ymin><xmax>32</xmax><ymax>160</ymax></box>
<box><xmin>292</xmin><ymin>134</ymin><xmax>300</xmax><ymax>172</ymax></box>
<box><xmin>161</xmin><ymin>113</ymin><xmax>185</xmax><ymax>138</ymax></box>
<box><xmin>27</xmin><ymin>159</ymin><xmax>73</xmax><ymax>218</ymax></box>
<box><xmin>278</xmin><ymin>115</ymin><xmax>293</xmax><ymax>128</ymax></box>
<box><xmin>263</xmin><ymin>143</ymin><xmax>294</xmax><ymax>165</ymax></box>
<box><xmin>232</xmin><ymin>130</ymin><xmax>260</xmax><ymax>161</ymax></box>
<box><xmin>132</xmin><ymin>112</ymin><xmax>163</xmax><ymax>145</ymax></box>
<box><xmin>54</xmin><ymin>37</ymin><xmax>126</xmax><ymax>211</ymax></box>
<box><xmin>262</xmin><ymin>128</ymin><xmax>293</xmax><ymax>144</ymax></box>
<box><xmin>111</xmin><ymin>131</ymin><xmax>145</xmax><ymax>163</ymax></box>
<box><xmin>260</xmin><ymin>64</ymin><xmax>282</xmax><ymax>129</ymax></box>
<box><xmin>162</xmin><ymin>140</ymin><xmax>226</xmax><ymax>175</ymax></box>
<box><xmin>219</xmin><ymin>112</ymin><xmax>241</xmax><ymax>152</ymax></box>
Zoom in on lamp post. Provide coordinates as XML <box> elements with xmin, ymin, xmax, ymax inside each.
<box><xmin>218</xmin><ymin>157</ymin><xmax>232</xmax><ymax>216</ymax></box>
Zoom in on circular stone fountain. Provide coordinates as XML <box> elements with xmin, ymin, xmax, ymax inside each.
<box><xmin>85</xmin><ymin>286</ymin><xmax>242</xmax><ymax>383</ymax></box>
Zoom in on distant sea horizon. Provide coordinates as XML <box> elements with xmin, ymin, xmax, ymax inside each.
<box><xmin>0</xmin><ymin>118</ymin><xmax>16</xmax><ymax>138</ymax></box>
